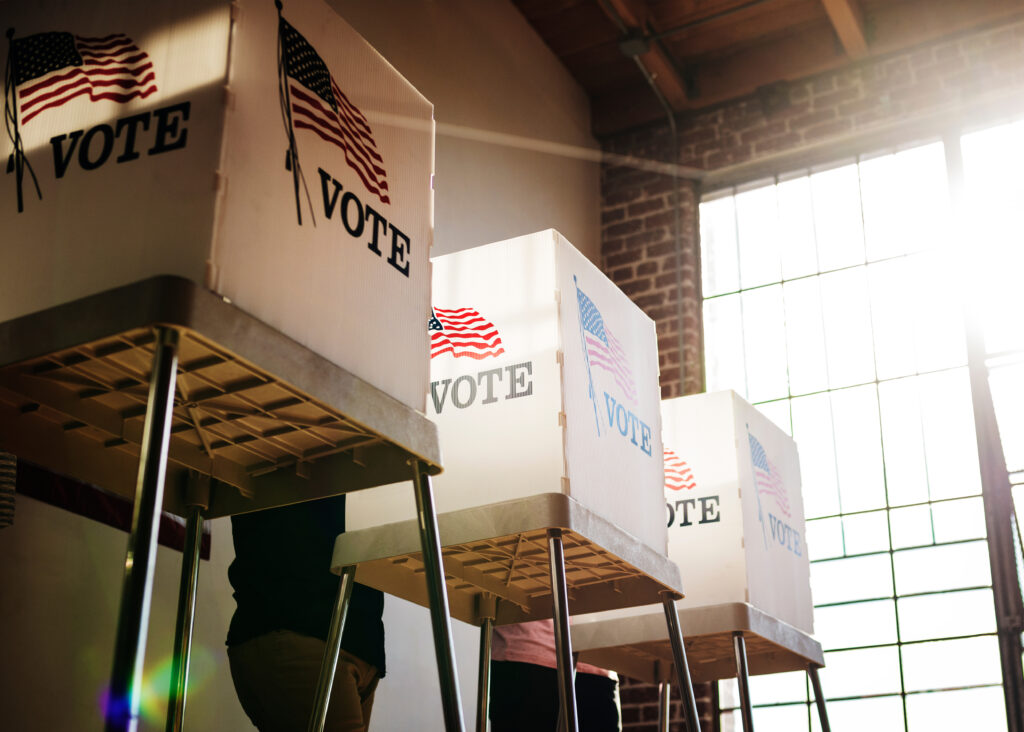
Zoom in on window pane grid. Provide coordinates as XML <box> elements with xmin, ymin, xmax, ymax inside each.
<box><xmin>700</xmin><ymin>140</ymin><xmax>1007</xmax><ymax>731</ymax></box>
<box><xmin>809</xmin><ymin>536</ymin><xmax>989</xmax><ymax>565</ymax></box>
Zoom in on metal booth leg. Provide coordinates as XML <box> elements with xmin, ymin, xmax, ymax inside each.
<box><xmin>475</xmin><ymin>594</ymin><xmax>496</xmax><ymax>732</ymax></box>
<box><xmin>807</xmin><ymin>664</ymin><xmax>831</xmax><ymax>732</ymax></box>
<box><xmin>732</xmin><ymin>631</ymin><xmax>755</xmax><ymax>732</ymax></box>
<box><xmin>106</xmin><ymin>327</ymin><xmax>180</xmax><ymax>732</ymax></box>
<box><xmin>308</xmin><ymin>565</ymin><xmax>357</xmax><ymax>732</ymax></box>
<box><xmin>165</xmin><ymin>472</ymin><xmax>210</xmax><ymax>732</ymax></box>
<box><xmin>411</xmin><ymin>461</ymin><xmax>467</xmax><ymax>732</ymax></box>
<box><xmin>660</xmin><ymin>593</ymin><xmax>702</xmax><ymax>732</ymax></box>
<box><xmin>658</xmin><ymin>681</ymin><xmax>673</xmax><ymax>732</ymax></box>
<box><xmin>547</xmin><ymin>529</ymin><xmax>579</xmax><ymax>732</ymax></box>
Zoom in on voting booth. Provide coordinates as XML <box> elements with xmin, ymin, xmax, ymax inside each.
<box><xmin>662</xmin><ymin>390</ymin><xmax>813</xmax><ymax>632</ymax></box>
<box><xmin>2</xmin><ymin>0</ymin><xmax>433</xmax><ymax>411</ymax></box>
<box><xmin>347</xmin><ymin>229</ymin><xmax>667</xmax><ymax>553</ymax></box>
<box><xmin>569</xmin><ymin>391</ymin><xmax>828</xmax><ymax>732</ymax></box>
<box><xmin>1</xmin><ymin>2</ymin><xmax>459</xmax><ymax>729</ymax></box>
<box><xmin>332</xmin><ymin>230</ymin><xmax>708</xmax><ymax>732</ymax></box>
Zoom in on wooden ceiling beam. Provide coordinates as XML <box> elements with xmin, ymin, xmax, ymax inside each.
<box><xmin>820</xmin><ymin>0</ymin><xmax>869</xmax><ymax>58</ymax></box>
<box><xmin>600</xmin><ymin>0</ymin><xmax>691</xmax><ymax>109</ymax></box>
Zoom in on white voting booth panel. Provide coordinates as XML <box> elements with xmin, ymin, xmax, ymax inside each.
<box><xmin>661</xmin><ymin>390</ymin><xmax>813</xmax><ymax>632</ymax></box>
<box><xmin>577</xmin><ymin>390</ymin><xmax>814</xmax><ymax>634</ymax></box>
<box><xmin>2</xmin><ymin>0</ymin><xmax>433</xmax><ymax>411</ymax></box>
<box><xmin>347</xmin><ymin>229</ymin><xmax>667</xmax><ymax>553</ymax></box>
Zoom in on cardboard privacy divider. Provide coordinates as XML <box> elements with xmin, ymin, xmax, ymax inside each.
<box><xmin>578</xmin><ymin>390</ymin><xmax>814</xmax><ymax>633</ymax></box>
<box><xmin>347</xmin><ymin>229</ymin><xmax>667</xmax><ymax>553</ymax></box>
<box><xmin>2</xmin><ymin>0</ymin><xmax>434</xmax><ymax>411</ymax></box>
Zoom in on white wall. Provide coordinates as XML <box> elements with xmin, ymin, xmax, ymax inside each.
<box><xmin>331</xmin><ymin>0</ymin><xmax>601</xmax><ymax>262</ymax></box>
<box><xmin>0</xmin><ymin>2</ymin><xmax>598</xmax><ymax>731</ymax></box>
<box><xmin>0</xmin><ymin>496</ymin><xmax>245</xmax><ymax>731</ymax></box>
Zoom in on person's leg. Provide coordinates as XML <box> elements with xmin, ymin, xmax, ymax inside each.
<box><xmin>336</xmin><ymin>649</ymin><xmax>380</xmax><ymax>731</ymax></box>
<box><xmin>228</xmin><ymin>631</ymin><xmax>379</xmax><ymax>732</ymax></box>
<box><xmin>488</xmin><ymin>660</ymin><xmax>559</xmax><ymax>732</ymax></box>
<box><xmin>576</xmin><ymin>672</ymin><xmax>619</xmax><ymax>732</ymax></box>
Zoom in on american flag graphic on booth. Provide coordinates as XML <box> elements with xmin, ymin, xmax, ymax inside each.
<box><xmin>279</xmin><ymin>18</ymin><xmax>390</xmax><ymax>205</ymax></box>
<box><xmin>10</xmin><ymin>31</ymin><xmax>158</xmax><ymax>125</ymax></box>
<box><xmin>748</xmin><ymin>432</ymin><xmax>791</xmax><ymax>518</ymax></box>
<box><xmin>664</xmin><ymin>448</ymin><xmax>696</xmax><ymax>491</ymax></box>
<box><xmin>429</xmin><ymin>308</ymin><xmax>505</xmax><ymax>360</ymax></box>
<box><xmin>576</xmin><ymin>287</ymin><xmax>636</xmax><ymax>403</ymax></box>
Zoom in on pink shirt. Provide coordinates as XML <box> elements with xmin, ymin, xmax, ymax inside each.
<box><xmin>491</xmin><ymin>620</ymin><xmax>612</xmax><ymax>678</ymax></box>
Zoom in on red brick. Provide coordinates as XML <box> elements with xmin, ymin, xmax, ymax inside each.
<box><xmin>637</xmin><ymin>261</ymin><xmax>658</xmax><ymax>276</ymax></box>
<box><xmin>620</xmin><ymin>278</ymin><xmax>653</xmax><ymax>296</ymax></box>
<box><xmin>644</xmin><ymin>210</ymin><xmax>677</xmax><ymax>230</ymax></box>
<box><xmin>603</xmin><ymin>237</ymin><xmax>625</xmax><ymax>254</ymax></box>
<box><xmin>642</xmin><ymin>704</ymin><xmax>663</xmax><ymax>721</ymax></box>
<box><xmin>605</xmin><ymin>219</ymin><xmax>643</xmax><ymax>238</ymax></box>
<box><xmin>753</xmin><ymin>131</ymin><xmax>803</xmax><ymax>155</ymax></box>
<box><xmin>647</xmin><ymin>240</ymin><xmax>679</xmax><ymax>258</ymax></box>
<box><xmin>603</xmin><ymin>186</ymin><xmax>643</xmax><ymax>207</ymax></box>
<box><xmin>803</xmin><ymin>116</ymin><xmax>854</xmax><ymax>141</ymax></box>
<box><xmin>837</xmin><ymin>96</ymin><xmax>884</xmax><ymax>118</ymax></box>
<box><xmin>605</xmin><ymin>249</ymin><xmax>644</xmax><ymax>268</ymax></box>
<box><xmin>787</xmin><ymin>107</ymin><xmax>836</xmax><ymax>131</ymax></box>
<box><xmin>789</xmin><ymin>83</ymin><xmax>810</xmax><ymax>101</ymax></box>
<box><xmin>705</xmin><ymin>146</ymin><xmax>753</xmax><ymax>168</ymax></box>
<box><xmin>628</xmin><ymin>197</ymin><xmax>667</xmax><ymax>217</ymax></box>
<box><xmin>740</xmin><ymin>121</ymin><xmax>788</xmax><ymax>144</ymax></box>
<box><xmin>633</xmin><ymin>293</ymin><xmax>666</xmax><ymax>310</ymax></box>
<box><xmin>645</xmin><ymin>176</ymin><xmax>685</xmax><ymax>195</ymax></box>
<box><xmin>812</xmin><ymin>75</ymin><xmax>836</xmax><ymax>94</ymax></box>
<box><xmin>772</xmin><ymin>99</ymin><xmax>812</xmax><ymax>121</ymax></box>
<box><xmin>884</xmin><ymin>56</ymin><xmax>911</xmax><ymax>75</ymax></box>
<box><xmin>655</xmin><ymin>271</ymin><xmax>682</xmax><ymax>289</ymax></box>
<box><xmin>602</xmin><ymin>206</ymin><xmax>626</xmax><ymax>225</ymax></box>
<box><xmin>647</xmin><ymin>304</ymin><xmax>679</xmax><ymax>321</ymax></box>
<box><xmin>914</xmin><ymin>54</ymin><xmax>967</xmax><ymax>83</ymax></box>
<box><xmin>679</xmin><ymin>125</ymin><xmax>717</xmax><ymax>147</ymax></box>
<box><xmin>626</xmin><ymin>229</ymin><xmax>666</xmax><ymax>250</ymax></box>
<box><xmin>811</xmin><ymin>84</ymin><xmax>862</xmax><ymax>110</ymax></box>
<box><xmin>610</xmin><ymin>265</ymin><xmax>634</xmax><ymax>282</ymax></box>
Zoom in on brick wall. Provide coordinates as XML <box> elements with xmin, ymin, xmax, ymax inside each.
<box><xmin>602</xmin><ymin>150</ymin><xmax>702</xmax><ymax>399</ymax></box>
<box><xmin>600</xmin><ymin>14</ymin><xmax>1024</xmax><ymax>731</ymax></box>
<box><xmin>619</xmin><ymin>674</ymin><xmax>716</xmax><ymax>732</ymax></box>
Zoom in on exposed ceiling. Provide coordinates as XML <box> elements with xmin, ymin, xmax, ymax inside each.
<box><xmin>513</xmin><ymin>0</ymin><xmax>1024</xmax><ymax>137</ymax></box>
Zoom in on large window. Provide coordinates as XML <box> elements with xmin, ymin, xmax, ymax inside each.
<box><xmin>701</xmin><ymin>130</ymin><xmax>1022</xmax><ymax>731</ymax></box>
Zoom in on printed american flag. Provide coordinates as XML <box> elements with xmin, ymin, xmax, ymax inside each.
<box><xmin>748</xmin><ymin>432</ymin><xmax>791</xmax><ymax>517</ymax></box>
<box><xmin>12</xmin><ymin>32</ymin><xmax>157</xmax><ymax>125</ymax></box>
<box><xmin>664</xmin><ymin>448</ymin><xmax>696</xmax><ymax>491</ymax></box>
<box><xmin>280</xmin><ymin>19</ymin><xmax>390</xmax><ymax>205</ymax></box>
<box><xmin>576</xmin><ymin>287</ymin><xmax>636</xmax><ymax>403</ymax></box>
<box><xmin>429</xmin><ymin>308</ymin><xmax>505</xmax><ymax>360</ymax></box>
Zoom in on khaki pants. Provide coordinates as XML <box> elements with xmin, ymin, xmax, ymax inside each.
<box><xmin>228</xmin><ymin>630</ymin><xmax>379</xmax><ymax>732</ymax></box>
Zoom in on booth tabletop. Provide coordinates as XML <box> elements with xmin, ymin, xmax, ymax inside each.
<box><xmin>332</xmin><ymin>493</ymin><xmax>684</xmax><ymax>626</ymax></box>
<box><xmin>570</xmin><ymin>602</ymin><xmax>825</xmax><ymax>684</ymax></box>
<box><xmin>0</xmin><ymin>276</ymin><xmax>441</xmax><ymax>518</ymax></box>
